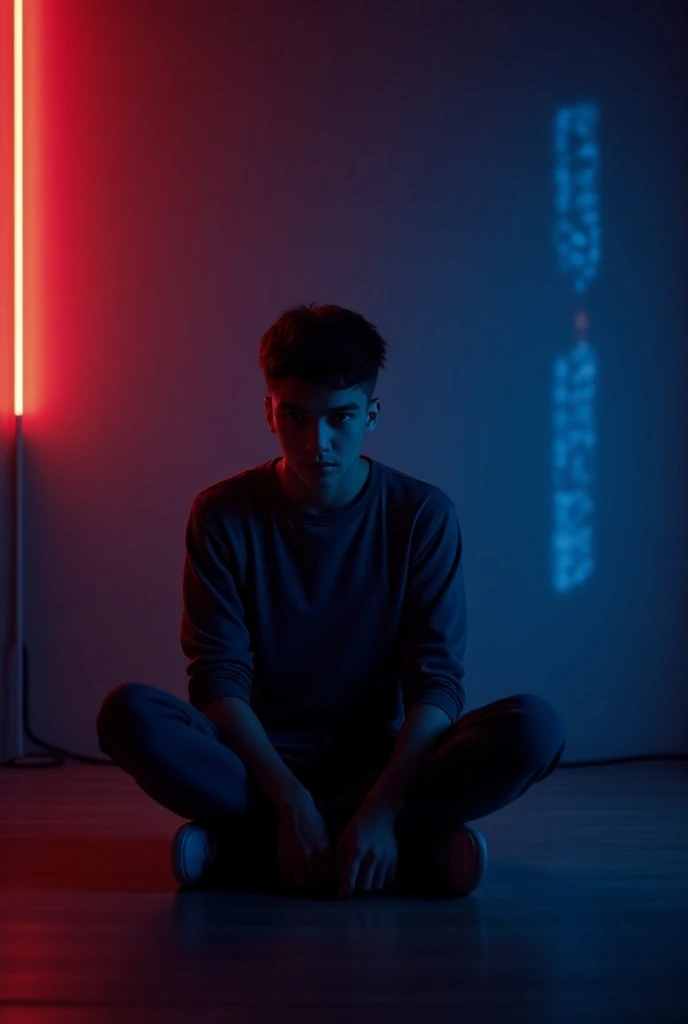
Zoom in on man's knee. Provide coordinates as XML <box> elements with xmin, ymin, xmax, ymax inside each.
<box><xmin>510</xmin><ymin>693</ymin><xmax>566</xmax><ymax>771</ymax></box>
<box><xmin>95</xmin><ymin>680</ymin><xmax>153</xmax><ymax>749</ymax></box>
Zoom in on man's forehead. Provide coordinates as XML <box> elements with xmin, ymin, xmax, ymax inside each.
<box><xmin>274</xmin><ymin>383</ymin><xmax>366</xmax><ymax>411</ymax></box>
<box><xmin>278</xmin><ymin>398</ymin><xmax>362</xmax><ymax>412</ymax></box>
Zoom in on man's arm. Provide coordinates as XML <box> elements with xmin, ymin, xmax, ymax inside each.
<box><xmin>362</xmin><ymin>498</ymin><xmax>467</xmax><ymax>816</ymax></box>
<box><xmin>360</xmin><ymin>702</ymin><xmax>452</xmax><ymax>816</ymax></box>
<box><xmin>181</xmin><ymin>501</ymin><xmax>256</xmax><ymax>712</ymax></box>
<box><xmin>205</xmin><ymin>696</ymin><xmax>309</xmax><ymax>813</ymax></box>
<box><xmin>182</xmin><ymin>500</ymin><xmax>308</xmax><ymax>814</ymax></box>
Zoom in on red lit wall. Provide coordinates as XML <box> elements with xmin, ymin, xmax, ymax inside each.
<box><xmin>1</xmin><ymin>0</ymin><xmax>686</xmax><ymax>762</ymax></box>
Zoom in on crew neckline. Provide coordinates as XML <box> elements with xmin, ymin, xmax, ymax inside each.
<box><xmin>267</xmin><ymin>456</ymin><xmax>379</xmax><ymax>524</ymax></box>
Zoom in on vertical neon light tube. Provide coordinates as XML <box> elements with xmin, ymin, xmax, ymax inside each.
<box><xmin>14</xmin><ymin>0</ymin><xmax>23</xmax><ymax>418</ymax></box>
<box><xmin>551</xmin><ymin>103</ymin><xmax>600</xmax><ymax>594</ymax></box>
<box><xmin>11</xmin><ymin>0</ymin><xmax>25</xmax><ymax>760</ymax></box>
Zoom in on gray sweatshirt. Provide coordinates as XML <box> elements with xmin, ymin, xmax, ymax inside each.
<box><xmin>181</xmin><ymin>456</ymin><xmax>466</xmax><ymax>740</ymax></box>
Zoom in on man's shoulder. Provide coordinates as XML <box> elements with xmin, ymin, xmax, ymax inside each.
<box><xmin>191</xmin><ymin>458</ymin><xmax>455</xmax><ymax>526</ymax></box>
<box><xmin>383</xmin><ymin>461</ymin><xmax>455</xmax><ymax>517</ymax></box>
<box><xmin>190</xmin><ymin>460</ymin><xmax>270</xmax><ymax>522</ymax></box>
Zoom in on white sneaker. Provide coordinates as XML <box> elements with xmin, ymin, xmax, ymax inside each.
<box><xmin>171</xmin><ymin>821</ymin><xmax>221</xmax><ymax>888</ymax></box>
<box><xmin>422</xmin><ymin>824</ymin><xmax>489</xmax><ymax>896</ymax></box>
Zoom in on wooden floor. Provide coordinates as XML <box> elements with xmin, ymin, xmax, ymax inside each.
<box><xmin>1</xmin><ymin>762</ymin><xmax>687</xmax><ymax>1023</ymax></box>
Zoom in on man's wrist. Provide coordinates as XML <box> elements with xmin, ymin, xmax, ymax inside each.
<box><xmin>273</xmin><ymin>779</ymin><xmax>312</xmax><ymax>815</ymax></box>
<box><xmin>360</xmin><ymin>787</ymin><xmax>405</xmax><ymax>818</ymax></box>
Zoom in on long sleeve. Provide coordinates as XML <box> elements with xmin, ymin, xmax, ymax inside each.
<box><xmin>178</xmin><ymin>459</ymin><xmax>466</xmax><ymax>739</ymax></box>
<box><xmin>180</xmin><ymin>500</ymin><xmax>254</xmax><ymax>713</ymax></box>
<box><xmin>399</xmin><ymin>498</ymin><xmax>467</xmax><ymax>724</ymax></box>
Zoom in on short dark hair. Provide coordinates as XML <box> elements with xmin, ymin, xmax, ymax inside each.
<box><xmin>259</xmin><ymin>303</ymin><xmax>388</xmax><ymax>400</ymax></box>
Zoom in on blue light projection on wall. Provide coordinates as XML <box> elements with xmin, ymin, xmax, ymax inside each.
<box><xmin>551</xmin><ymin>103</ymin><xmax>600</xmax><ymax>594</ymax></box>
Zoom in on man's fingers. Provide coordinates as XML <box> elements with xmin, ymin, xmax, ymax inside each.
<box><xmin>321</xmin><ymin>851</ymin><xmax>336</xmax><ymax>890</ymax></box>
<box><xmin>314</xmin><ymin>855</ymin><xmax>326</xmax><ymax>891</ymax></box>
<box><xmin>307</xmin><ymin>851</ymin><xmax>328</xmax><ymax>892</ymax></box>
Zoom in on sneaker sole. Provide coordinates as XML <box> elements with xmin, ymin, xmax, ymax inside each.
<box><xmin>171</xmin><ymin>822</ymin><xmax>216</xmax><ymax>888</ymax></box>
<box><xmin>449</xmin><ymin>824</ymin><xmax>488</xmax><ymax>895</ymax></box>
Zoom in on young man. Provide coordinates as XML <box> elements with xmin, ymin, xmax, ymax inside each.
<box><xmin>96</xmin><ymin>303</ymin><xmax>566</xmax><ymax>899</ymax></box>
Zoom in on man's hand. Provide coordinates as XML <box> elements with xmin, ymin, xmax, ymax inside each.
<box><xmin>277</xmin><ymin>789</ymin><xmax>336</xmax><ymax>894</ymax></box>
<box><xmin>335</xmin><ymin>803</ymin><xmax>399</xmax><ymax>898</ymax></box>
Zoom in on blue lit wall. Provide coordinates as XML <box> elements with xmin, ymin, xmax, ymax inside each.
<box><xmin>3</xmin><ymin>0</ymin><xmax>685</xmax><ymax>762</ymax></box>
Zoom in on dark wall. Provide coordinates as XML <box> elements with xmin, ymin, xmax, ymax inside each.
<box><xmin>1</xmin><ymin>0</ymin><xmax>685</xmax><ymax>760</ymax></box>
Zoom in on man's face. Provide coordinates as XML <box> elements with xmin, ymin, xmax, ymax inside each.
<box><xmin>264</xmin><ymin>378</ymin><xmax>379</xmax><ymax>494</ymax></box>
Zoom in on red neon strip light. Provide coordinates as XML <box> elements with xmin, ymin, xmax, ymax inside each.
<box><xmin>14</xmin><ymin>0</ymin><xmax>23</xmax><ymax>417</ymax></box>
